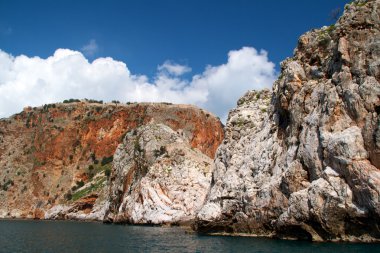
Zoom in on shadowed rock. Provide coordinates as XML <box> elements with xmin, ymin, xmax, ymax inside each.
<box><xmin>195</xmin><ymin>0</ymin><xmax>380</xmax><ymax>242</ymax></box>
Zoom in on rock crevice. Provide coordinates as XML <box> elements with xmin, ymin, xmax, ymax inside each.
<box><xmin>195</xmin><ymin>0</ymin><xmax>380</xmax><ymax>242</ymax></box>
<box><xmin>0</xmin><ymin>102</ymin><xmax>223</xmax><ymax>221</ymax></box>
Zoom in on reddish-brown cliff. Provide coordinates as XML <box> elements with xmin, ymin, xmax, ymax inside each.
<box><xmin>0</xmin><ymin>101</ymin><xmax>223</xmax><ymax>219</ymax></box>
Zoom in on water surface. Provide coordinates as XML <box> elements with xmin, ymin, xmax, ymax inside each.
<box><xmin>0</xmin><ymin>220</ymin><xmax>379</xmax><ymax>253</ymax></box>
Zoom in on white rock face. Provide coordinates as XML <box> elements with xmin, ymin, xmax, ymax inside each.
<box><xmin>195</xmin><ymin>0</ymin><xmax>380</xmax><ymax>242</ymax></box>
<box><xmin>44</xmin><ymin>184</ymin><xmax>110</xmax><ymax>221</ymax></box>
<box><xmin>105</xmin><ymin>124</ymin><xmax>213</xmax><ymax>224</ymax></box>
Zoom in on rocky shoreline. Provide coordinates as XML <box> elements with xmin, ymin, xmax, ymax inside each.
<box><xmin>194</xmin><ymin>0</ymin><xmax>380</xmax><ymax>242</ymax></box>
<box><xmin>1</xmin><ymin>0</ymin><xmax>380</xmax><ymax>243</ymax></box>
<box><xmin>0</xmin><ymin>102</ymin><xmax>224</xmax><ymax>224</ymax></box>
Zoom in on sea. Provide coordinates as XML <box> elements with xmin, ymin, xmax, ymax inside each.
<box><xmin>0</xmin><ymin>220</ymin><xmax>379</xmax><ymax>253</ymax></box>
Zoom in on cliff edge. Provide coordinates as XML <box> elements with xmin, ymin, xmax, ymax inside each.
<box><xmin>0</xmin><ymin>101</ymin><xmax>224</xmax><ymax>222</ymax></box>
<box><xmin>195</xmin><ymin>0</ymin><xmax>380</xmax><ymax>242</ymax></box>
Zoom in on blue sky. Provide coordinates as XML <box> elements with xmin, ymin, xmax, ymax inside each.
<box><xmin>0</xmin><ymin>0</ymin><xmax>349</xmax><ymax>120</ymax></box>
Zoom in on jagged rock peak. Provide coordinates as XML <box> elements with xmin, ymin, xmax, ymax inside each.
<box><xmin>195</xmin><ymin>0</ymin><xmax>380</xmax><ymax>242</ymax></box>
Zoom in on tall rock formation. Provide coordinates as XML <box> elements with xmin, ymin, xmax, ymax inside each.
<box><xmin>104</xmin><ymin>123</ymin><xmax>214</xmax><ymax>224</ymax></box>
<box><xmin>196</xmin><ymin>0</ymin><xmax>380</xmax><ymax>242</ymax></box>
<box><xmin>0</xmin><ymin>101</ymin><xmax>223</xmax><ymax>221</ymax></box>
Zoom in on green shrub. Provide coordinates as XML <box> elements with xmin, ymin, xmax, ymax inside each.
<box><xmin>64</xmin><ymin>192</ymin><xmax>72</xmax><ymax>200</ymax></box>
<box><xmin>71</xmin><ymin>177</ymin><xmax>106</xmax><ymax>201</ymax></box>
<box><xmin>352</xmin><ymin>0</ymin><xmax>368</xmax><ymax>7</ymax></box>
<box><xmin>105</xmin><ymin>168</ymin><xmax>111</xmax><ymax>178</ymax></box>
<box><xmin>90</xmin><ymin>152</ymin><xmax>96</xmax><ymax>162</ymax></box>
<box><xmin>76</xmin><ymin>181</ymin><xmax>84</xmax><ymax>188</ymax></box>
<box><xmin>86</xmin><ymin>99</ymin><xmax>103</xmax><ymax>104</ymax></box>
<box><xmin>326</xmin><ymin>24</ymin><xmax>335</xmax><ymax>34</ymax></box>
<box><xmin>101</xmin><ymin>156</ymin><xmax>113</xmax><ymax>166</ymax></box>
<box><xmin>1</xmin><ymin>179</ymin><xmax>14</xmax><ymax>191</ymax></box>
<box><xmin>63</xmin><ymin>98</ymin><xmax>80</xmax><ymax>103</ymax></box>
<box><xmin>71</xmin><ymin>180</ymin><xmax>84</xmax><ymax>191</ymax></box>
<box><xmin>87</xmin><ymin>165</ymin><xmax>95</xmax><ymax>179</ymax></box>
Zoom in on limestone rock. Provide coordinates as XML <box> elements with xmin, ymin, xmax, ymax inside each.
<box><xmin>104</xmin><ymin>124</ymin><xmax>213</xmax><ymax>224</ymax></box>
<box><xmin>195</xmin><ymin>0</ymin><xmax>380</xmax><ymax>242</ymax></box>
<box><xmin>0</xmin><ymin>101</ymin><xmax>223</xmax><ymax>221</ymax></box>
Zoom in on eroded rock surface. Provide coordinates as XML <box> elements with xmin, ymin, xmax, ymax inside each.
<box><xmin>196</xmin><ymin>0</ymin><xmax>380</xmax><ymax>242</ymax></box>
<box><xmin>0</xmin><ymin>101</ymin><xmax>223</xmax><ymax>220</ymax></box>
<box><xmin>105</xmin><ymin>124</ymin><xmax>213</xmax><ymax>224</ymax></box>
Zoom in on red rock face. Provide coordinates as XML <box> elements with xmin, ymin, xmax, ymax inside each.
<box><xmin>0</xmin><ymin>102</ymin><xmax>224</xmax><ymax>217</ymax></box>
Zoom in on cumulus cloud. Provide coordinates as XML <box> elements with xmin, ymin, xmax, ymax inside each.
<box><xmin>191</xmin><ymin>47</ymin><xmax>276</xmax><ymax>120</ymax></box>
<box><xmin>158</xmin><ymin>61</ymin><xmax>192</xmax><ymax>76</ymax></box>
<box><xmin>81</xmin><ymin>39</ymin><xmax>98</xmax><ymax>56</ymax></box>
<box><xmin>0</xmin><ymin>47</ymin><xmax>276</xmax><ymax>122</ymax></box>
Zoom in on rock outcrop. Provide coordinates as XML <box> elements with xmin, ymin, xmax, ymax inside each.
<box><xmin>1</xmin><ymin>0</ymin><xmax>379</xmax><ymax>242</ymax></box>
<box><xmin>195</xmin><ymin>0</ymin><xmax>380</xmax><ymax>242</ymax></box>
<box><xmin>0</xmin><ymin>101</ymin><xmax>224</xmax><ymax>221</ymax></box>
<box><xmin>105</xmin><ymin>124</ymin><xmax>213</xmax><ymax>224</ymax></box>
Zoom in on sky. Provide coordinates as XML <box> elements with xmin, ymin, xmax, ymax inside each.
<box><xmin>0</xmin><ymin>0</ymin><xmax>349</xmax><ymax>121</ymax></box>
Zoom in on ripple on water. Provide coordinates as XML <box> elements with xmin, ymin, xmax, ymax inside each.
<box><xmin>0</xmin><ymin>220</ymin><xmax>379</xmax><ymax>253</ymax></box>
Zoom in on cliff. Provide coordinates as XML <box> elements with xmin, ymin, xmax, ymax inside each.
<box><xmin>105</xmin><ymin>123</ymin><xmax>214</xmax><ymax>224</ymax></box>
<box><xmin>1</xmin><ymin>0</ymin><xmax>379</xmax><ymax>242</ymax></box>
<box><xmin>0</xmin><ymin>101</ymin><xmax>224</xmax><ymax>221</ymax></box>
<box><xmin>195</xmin><ymin>0</ymin><xmax>380</xmax><ymax>242</ymax></box>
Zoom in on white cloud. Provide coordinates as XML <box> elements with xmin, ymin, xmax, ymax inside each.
<box><xmin>191</xmin><ymin>47</ymin><xmax>276</xmax><ymax>120</ymax></box>
<box><xmin>158</xmin><ymin>61</ymin><xmax>191</xmax><ymax>76</ymax></box>
<box><xmin>81</xmin><ymin>39</ymin><xmax>98</xmax><ymax>56</ymax></box>
<box><xmin>0</xmin><ymin>47</ymin><xmax>276</xmax><ymax>122</ymax></box>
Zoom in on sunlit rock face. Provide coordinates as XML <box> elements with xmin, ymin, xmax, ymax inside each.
<box><xmin>105</xmin><ymin>123</ymin><xmax>214</xmax><ymax>224</ymax></box>
<box><xmin>195</xmin><ymin>0</ymin><xmax>380</xmax><ymax>242</ymax></box>
<box><xmin>0</xmin><ymin>101</ymin><xmax>224</xmax><ymax>221</ymax></box>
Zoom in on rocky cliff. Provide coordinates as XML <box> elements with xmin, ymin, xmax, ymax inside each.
<box><xmin>0</xmin><ymin>101</ymin><xmax>224</xmax><ymax>221</ymax></box>
<box><xmin>105</xmin><ymin>123</ymin><xmax>214</xmax><ymax>224</ymax></box>
<box><xmin>195</xmin><ymin>0</ymin><xmax>380</xmax><ymax>242</ymax></box>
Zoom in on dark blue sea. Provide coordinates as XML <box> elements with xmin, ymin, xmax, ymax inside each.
<box><xmin>0</xmin><ymin>220</ymin><xmax>379</xmax><ymax>253</ymax></box>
